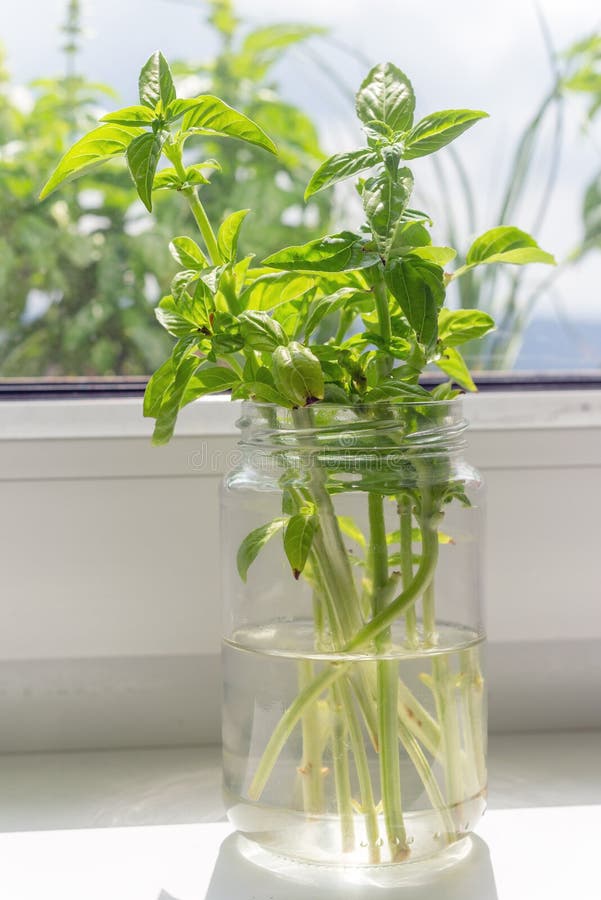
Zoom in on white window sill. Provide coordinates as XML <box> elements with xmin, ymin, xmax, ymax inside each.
<box><xmin>1</xmin><ymin>732</ymin><xmax>600</xmax><ymax>899</ymax></box>
<box><xmin>2</xmin><ymin>388</ymin><xmax>601</xmax><ymax>440</ymax></box>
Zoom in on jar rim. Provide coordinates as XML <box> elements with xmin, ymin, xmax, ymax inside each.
<box><xmin>236</xmin><ymin>396</ymin><xmax>468</xmax><ymax>459</ymax></box>
<box><xmin>241</xmin><ymin>396</ymin><xmax>464</xmax><ymax>412</ymax></box>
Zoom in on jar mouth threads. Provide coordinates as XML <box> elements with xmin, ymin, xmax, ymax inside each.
<box><xmin>236</xmin><ymin>399</ymin><xmax>468</xmax><ymax>459</ymax></box>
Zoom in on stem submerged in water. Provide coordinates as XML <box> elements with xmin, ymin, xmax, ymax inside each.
<box><xmin>369</xmin><ymin>492</ymin><xmax>408</xmax><ymax>859</ymax></box>
<box><xmin>331</xmin><ymin>682</ymin><xmax>356</xmax><ymax>852</ymax></box>
<box><xmin>248</xmin><ymin>516</ymin><xmax>441</xmax><ymax>802</ymax></box>
<box><xmin>337</xmin><ymin>678</ymin><xmax>381</xmax><ymax>863</ymax></box>
<box><xmin>298</xmin><ymin>659</ymin><xmax>325</xmax><ymax>814</ymax></box>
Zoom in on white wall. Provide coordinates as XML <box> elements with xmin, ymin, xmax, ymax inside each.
<box><xmin>1</xmin><ymin>391</ymin><xmax>600</xmax><ymax>751</ymax></box>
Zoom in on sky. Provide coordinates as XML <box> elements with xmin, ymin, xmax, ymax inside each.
<box><xmin>2</xmin><ymin>0</ymin><xmax>601</xmax><ymax>324</ymax></box>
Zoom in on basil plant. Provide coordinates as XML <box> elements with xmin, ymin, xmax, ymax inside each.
<box><xmin>42</xmin><ymin>55</ymin><xmax>554</xmax><ymax>864</ymax></box>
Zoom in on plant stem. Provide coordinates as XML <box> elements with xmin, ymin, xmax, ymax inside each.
<box><xmin>423</xmin><ymin>581</ymin><xmax>437</xmax><ymax>646</ymax></box>
<box><xmin>431</xmin><ymin>653</ymin><xmax>465</xmax><ymax>815</ymax></box>
<box><xmin>369</xmin><ymin>494</ymin><xmax>389</xmax><ymax>615</ymax></box>
<box><xmin>371</xmin><ymin>268</ymin><xmax>393</xmax><ymax>379</ymax></box>
<box><xmin>396</xmin><ymin>717</ymin><xmax>457</xmax><ymax>842</ymax></box>
<box><xmin>168</xmin><ymin>140</ymin><xmax>222</xmax><ymax>265</ymax></box>
<box><xmin>460</xmin><ymin>647</ymin><xmax>487</xmax><ymax>792</ymax></box>
<box><xmin>399</xmin><ymin>495</ymin><xmax>418</xmax><ymax>647</ymax></box>
<box><xmin>337</xmin><ymin>678</ymin><xmax>381</xmax><ymax>863</ymax></box>
<box><xmin>248</xmin><ymin>502</ymin><xmax>440</xmax><ymax>802</ymax></box>
<box><xmin>298</xmin><ymin>659</ymin><xmax>325</xmax><ymax>814</ymax></box>
<box><xmin>353</xmin><ymin>663</ymin><xmax>454</xmax><ymax>842</ymax></box>
<box><xmin>379</xmin><ymin>659</ymin><xmax>408</xmax><ymax>859</ymax></box>
<box><xmin>346</xmin><ymin>523</ymin><xmax>439</xmax><ymax>652</ymax></box>
<box><xmin>309</xmin><ymin>546</ymin><xmax>381</xmax><ymax>857</ymax></box>
<box><xmin>292</xmin><ymin>408</ymin><xmax>363</xmax><ymax>639</ymax></box>
<box><xmin>331</xmin><ymin>682</ymin><xmax>355</xmax><ymax>852</ymax></box>
<box><xmin>368</xmin><ymin>493</ymin><xmax>408</xmax><ymax>859</ymax></box>
<box><xmin>424</xmin><ymin>573</ymin><xmax>465</xmax><ymax>816</ymax></box>
<box><xmin>183</xmin><ymin>187</ymin><xmax>222</xmax><ymax>265</ymax></box>
<box><xmin>248</xmin><ymin>661</ymin><xmax>350</xmax><ymax>801</ymax></box>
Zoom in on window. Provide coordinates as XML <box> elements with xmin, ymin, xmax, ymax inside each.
<box><xmin>0</xmin><ymin>0</ymin><xmax>599</xmax><ymax>384</ymax></box>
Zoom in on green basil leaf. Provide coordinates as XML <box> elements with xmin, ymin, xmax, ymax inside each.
<box><xmin>217</xmin><ymin>209</ymin><xmax>250</xmax><ymax>262</ymax></box>
<box><xmin>198</xmin><ymin>264</ymin><xmax>227</xmax><ymax>294</ymax></box>
<box><xmin>356</xmin><ymin>62</ymin><xmax>415</xmax><ymax>133</ymax></box>
<box><xmin>139</xmin><ymin>50</ymin><xmax>176</xmax><ymax>111</ymax></box>
<box><xmin>153</xmin><ymin>162</ymin><xmax>219</xmax><ymax>192</ymax></box>
<box><xmin>101</xmin><ymin>105</ymin><xmax>157</xmax><ymax>127</ymax></box>
<box><xmin>284</xmin><ymin>514</ymin><xmax>318</xmax><ymax>578</ymax></box>
<box><xmin>154</xmin><ymin>287</ymin><xmax>212</xmax><ymax>336</ymax></box>
<box><xmin>157</xmin><ymin>290</ymin><xmax>211</xmax><ymax>333</ymax></box>
<box><xmin>385</xmin><ymin>258</ymin><xmax>445</xmax><ymax>352</ymax></box>
<box><xmin>387</xmin><ymin>221</ymin><xmax>431</xmax><ymax>260</ymax></box>
<box><xmin>443</xmin><ymin>481</ymin><xmax>472</xmax><ymax>508</ymax></box>
<box><xmin>126</xmin><ymin>130</ymin><xmax>168</xmax><ymax>211</ymax></box>
<box><xmin>180</xmin><ymin>96</ymin><xmax>276</xmax><ymax>154</ymax></box>
<box><xmin>151</xmin><ymin>356</ymin><xmax>199</xmax><ymax>445</ymax></box>
<box><xmin>360</xmin><ymin>168</ymin><xmax>414</xmax><ymax>259</ymax></box>
<box><xmin>171</xmin><ymin>269</ymin><xmax>200</xmax><ymax>301</ymax></box>
<box><xmin>264</xmin><ymin>232</ymin><xmax>380</xmax><ymax>273</ymax></box>
<box><xmin>438</xmin><ymin>309</ymin><xmax>495</xmax><ymax>346</ymax></box>
<box><xmin>364</xmin><ymin>381</ymin><xmax>431</xmax><ymax>402</ymax></box>
<box><xmin>429</xmin><ymin>381</ymin><xmax>462</xmax><ymax>402</ymax></box>
<box><xmin>303</xmin><ymin>287</ymin><xmax>362</xmax><ymax>338</ymax></box>
<box><xmin>241</xmin><ymin>272</ymin><xmax>315</xmax><ymax>311</ymax></box>
<box><xmin>460</xmin><ymin>226</ymin><xmax>556</xmax><ymax>270</ymax></box>
<box><xmin>180</xmin><ymin>365</ymin><xmax>240</xmax><ymax>408</ymax></box>
<box><xmin>435</xmin><ymin>346</ymin><xmax>476</xmax><ymax>391</ymax></box>
<box><xmin>154</xmin><ymin>307</ymin><xmax>197</xmax><ymax>338</ymax></box>
<box><xmin>152</xmin><ymin>167</ymin><xmax>182</xmax><ymax>191</ymax></box>
<box><xmin>143</xmin><ymin>357</ymin><xmax>175</xmax><ymax>418</ymax></box>
<box><xmin>305</xmin><ymin>148</ymin><xmax>379</xmax><ymax>199</ymax></box>
<box><xmin>39</xmin><ymin>124</ymin><xmax>142</xmax><ymax>199</ymax></box>
<box><xmin>239</xmin><ymin>310</ymin><xmax>288</xmax><ymax>351</ymax></box>
<box><xmin>240</xmin><ymin>381</ymin><xmax>290</xmax><ymax>405</ymax></box>
<box><xmin>211</xmin><ymin>332</ymin><xmax>244</xmax><ymax>355</ymax></box>
<box><xmin>237</xmin><ymin>518</ymin><xmax>287</xmax><ymax>582</ymax></box>
<box><xmin>403</xmin><ymin>109</ymin><xmax>488</xmax><ymax>159</ymax></box>
<box><xmin>169</xmin><ymin>236</ymin><xmax>208</xmax><ymax>270</ymax></box>
<box><xmin>410</xmin><ymin>246</ymin><xmax>456</xmax><ymax>266</ymax></box>
<box><xmin>172</xmin><ymin>334</ymin><xmax>203</xmax><ymax>370</ymax></box>
<box><xmin>272</xmin><ymin>342</ymin><xmax>324</xmax><ymax>405</ymax></box>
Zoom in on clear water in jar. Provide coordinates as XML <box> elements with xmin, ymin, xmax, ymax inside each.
<box><xmin>222</xmin><ymin>620</ymin><xmax>486</xmax><ymax>867</ymax></box>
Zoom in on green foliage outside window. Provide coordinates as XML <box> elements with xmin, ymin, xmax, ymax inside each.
<box><xmin>0</xmin><ymin>0</ymin><xmax>334</xmax><ymax>376</ymax></box>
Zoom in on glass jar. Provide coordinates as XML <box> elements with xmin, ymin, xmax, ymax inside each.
<box><xmin>221</xmin><ymin>399</ymin><xmax>486</xmax><ymax>868</ymax></box>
